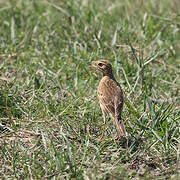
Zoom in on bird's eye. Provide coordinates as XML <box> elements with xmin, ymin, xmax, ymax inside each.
<box><xmin>98</xmin><ymin>63</ymin><xmax>103</xmax><ymax>67</ymax></box>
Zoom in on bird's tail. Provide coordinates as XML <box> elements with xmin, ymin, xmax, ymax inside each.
<box><xmin>115</xmin><ymin>120</ymin><xmax>127</xmax><ymax>138</ymax></box>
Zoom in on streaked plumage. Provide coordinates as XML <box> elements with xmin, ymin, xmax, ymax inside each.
<box><xmin>92</xmin><ymin>60</ymin><xmax>127</xmax><ymax>140</ymax></box>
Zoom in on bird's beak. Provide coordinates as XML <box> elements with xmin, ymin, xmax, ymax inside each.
<box><xmin>91</xmin><ymin>61</ymin><xmax>98</xmax><ymax>68</ymax></box>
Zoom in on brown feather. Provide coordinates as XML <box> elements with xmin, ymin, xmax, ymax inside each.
<box><xmin>92</xmin><ymin>60</ymin><xmax>127</xmax><ymax>139</ymax></box>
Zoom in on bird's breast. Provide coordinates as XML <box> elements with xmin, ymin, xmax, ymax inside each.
<box><xmin>98</xmin><ymin>77</ymin><xmax>113</xmax><ymax>101</ymax></box>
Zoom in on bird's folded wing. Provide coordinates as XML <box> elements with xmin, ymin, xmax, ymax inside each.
<box><xmin>98</xmin><ymin>79</ymin><xmax>123</xmax><ymax>116</ymax></box>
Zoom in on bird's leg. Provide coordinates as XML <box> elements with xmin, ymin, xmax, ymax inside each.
<box><xmin>100</xmin><ymin>111</ymin><xmax>106</xmax><ymax>141</ymax></box>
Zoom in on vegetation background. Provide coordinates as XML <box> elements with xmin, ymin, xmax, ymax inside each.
<box><xmin>0</xmin><ymin>0</ymin><xmax>179</xmax><ymax>179</ymax></box>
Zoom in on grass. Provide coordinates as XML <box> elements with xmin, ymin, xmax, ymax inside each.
<box><xmin>0</xmin><ymin>0</ymin><xmax>179</xmax><ymax>179</ymax></box>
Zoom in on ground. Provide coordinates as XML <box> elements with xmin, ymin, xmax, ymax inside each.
<box><xmin>0</xmin><ymin>0</ymin><xmax>179</xmax><ymax>179</ymax></box>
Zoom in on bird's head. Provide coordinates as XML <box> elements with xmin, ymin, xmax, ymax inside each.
<box><xmin>92</xmin><ymin>60</ymin><xmax>113</xmax><ymax>77</ymax></box>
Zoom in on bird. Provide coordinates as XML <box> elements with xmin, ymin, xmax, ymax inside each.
<box><xmin>92</xmin><ymin>60</ymin><xmax>127</xmax><ymax>140</ymax></box>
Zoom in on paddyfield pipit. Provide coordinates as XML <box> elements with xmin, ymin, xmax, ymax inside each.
<box><xmin>92</xmin><ymin>60</ymin><xmax>127</xmax><ymax>140</ymax></box>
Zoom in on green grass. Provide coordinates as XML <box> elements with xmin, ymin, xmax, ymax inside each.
<box><xmin>0</xmin><ymin>0</ymin><xmax>179</xmax><ymax>179</ymax></box>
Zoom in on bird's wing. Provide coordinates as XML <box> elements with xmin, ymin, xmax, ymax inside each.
<box><xmin>98</xmin><ymin>93</ymin><xmax>114</xmax><ymax>116</ymax></box>
<box><xmin>98</xmin><ymin>78</ymin><xmax>123</xmax><ymax>117</ymax></box>
<box><xmin>114</xmin><ymin>84</ymin><xmax>123</xmax><ymax>120</ymax></box>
